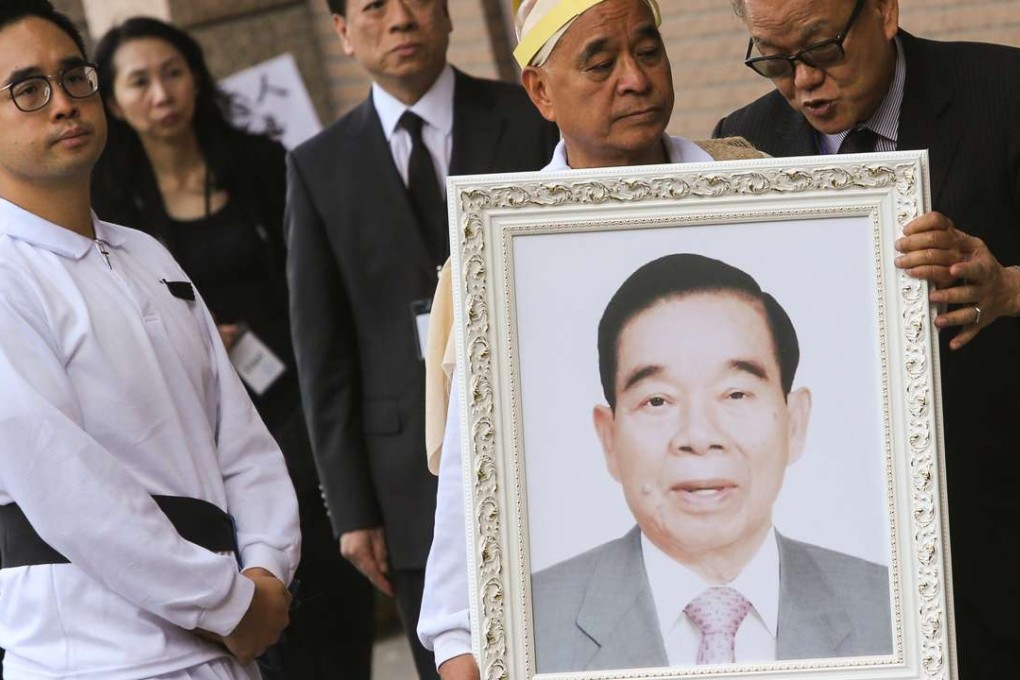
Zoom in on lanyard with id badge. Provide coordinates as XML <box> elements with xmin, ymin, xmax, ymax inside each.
<box><xmin>411</xmin><ymin>298</ymin><xmax>433</xmax><ymax>360</ymax></box>
<box><xmin>162</xmin><ymin>278</ymin><xmax>284</xmax><ymax>394</ymax></box>
<box><xmin>227</xmin><ymin>323</ymin><xmax>287</xmax><ymax>395</ymax></box>
<box><xmin>412</xmin><ymin>263</ymin><xmax>447</xmax><ymax>359</ymax></box>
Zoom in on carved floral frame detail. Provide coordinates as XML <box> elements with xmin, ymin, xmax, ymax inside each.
<box><xmin>448</xmin><ymin>152</ymin><xmax>954</xmax><ymax>680</ymax></box>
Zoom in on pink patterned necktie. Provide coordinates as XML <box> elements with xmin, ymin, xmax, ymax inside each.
<box><xmin>683</xmin><ymin>586</ymin><xmax>752</xmax><ymax>665</ymax></box>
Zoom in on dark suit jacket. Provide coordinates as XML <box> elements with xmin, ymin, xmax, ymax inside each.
<box><xmin>715</xmin><ymin>31</ymin><xmax>1020</xmax><ymax>638</ymax></box>
<box><xmin>285</xmin><ymin>69</ymin><xmax>559</xmax><ymax>569</ymax></box>
<box><xmin>532</xmin><ymin>527</ymin><xmax>892</xmax><ymax>672</ymax></box>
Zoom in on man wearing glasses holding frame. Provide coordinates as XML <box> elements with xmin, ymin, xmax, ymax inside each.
<box><xmin>0</xmin><ymin>2</ymin><xmax>301</xmax><ymax>678</ymax></box>
<box><xmin>716</xmin><ymin>0</ymin><xmax>1020</xmax><ymax>673</ymax></box>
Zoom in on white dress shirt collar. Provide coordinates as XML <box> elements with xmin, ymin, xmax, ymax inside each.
<box><xmin>543</xmin><ymin>134</ymin><xmax>713</xmax><ymax>171</ymax></box>
<box><xmin>641</xmin><ymin>527</ymin><xmax>780</xmax><ymax>640</ymax></box>
<box><xmin>0</xmin><ymin>198</ymin><xmax>126</xmax><ymax>258</ymax></box>
<box><xmin>373</xmin><ymin>64</ymin><xmax>456</xmax><ymax>141</ymax></box>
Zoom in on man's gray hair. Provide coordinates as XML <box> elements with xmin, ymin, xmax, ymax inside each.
<box><xmin>730</xmin><ymin>0</ymin><xmax>746</xmax><ymax>17</ymax></box>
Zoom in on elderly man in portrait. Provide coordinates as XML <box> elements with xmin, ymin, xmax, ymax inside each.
<box><xmin>532</xmin><ymin>253</ymin><xmax>892</xmax><ymax>672</ymax></box>
<box><xmin>415</xmin><ymin>1</ymin><xmax>768</xmax><ymax>678</ymax></box>
<box><xmin>715</xmin><ymin>0</ymin><xmax>1020</xmax><ymax>672</ymax></box>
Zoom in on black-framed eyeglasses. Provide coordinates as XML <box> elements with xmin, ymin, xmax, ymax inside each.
<box><xmin>743</xmin><ymin>0</ymin><xmax>866</xmax><ymax>79</ymax></box>
<box><xmin>0</xmin><ymin>63</ymin><xmax>99</xmax><ymax>113</ymax></box>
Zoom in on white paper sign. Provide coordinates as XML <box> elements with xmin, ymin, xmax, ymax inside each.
<box><xmin>219</xmin><ymin>53</ymin><xmax>322</xmax><ymax>150</ymax></box>
<box><xmin>229</xmin><ymin>330</ymin><xmax>286</xmax><ymax>396</ymax></box>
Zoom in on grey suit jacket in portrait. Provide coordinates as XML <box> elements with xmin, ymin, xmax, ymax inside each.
<box><xmin>531</xmin><ymin>527</ymin><xmax>893</xmax><ymax>673</ymax></box>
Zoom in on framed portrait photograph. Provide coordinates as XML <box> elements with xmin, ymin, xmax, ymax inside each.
<box><xmin>447</xmin><ymin>150</ymin><xmax>956</xmax><ymax>680</ymax></box>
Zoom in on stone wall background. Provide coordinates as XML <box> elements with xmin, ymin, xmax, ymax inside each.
<box><xmin>58</xmin><ymin>0</ymin><xmax>1020</xmax><ymax>137</ymax></box>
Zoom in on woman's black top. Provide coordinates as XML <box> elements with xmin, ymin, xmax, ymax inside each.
<box><xmin>92</xmin><ymin>131</ymin><xmax>319</xmax><ymax>496</ymax></box>
<box><xmin>164</xmin><ymin>199</ymin><xmax>297</xmax><ymax>427</ymax></box>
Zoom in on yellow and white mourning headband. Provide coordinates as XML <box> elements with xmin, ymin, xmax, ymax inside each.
<box><xmin>513</xmin><ymin>0</ymin><xmax>662</xmax><ymax>68</ymax></box>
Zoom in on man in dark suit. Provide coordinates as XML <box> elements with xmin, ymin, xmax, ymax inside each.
<box><xmin>715</xmin><ymin>0</ymin><xmax>1020</xmax><ymax>673</ymax></box>
<box><xmin>284</xmin><ymin>0</ymin><xmax>558</xmax><ymax>676</ymax></box>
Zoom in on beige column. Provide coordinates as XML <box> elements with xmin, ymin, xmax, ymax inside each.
<box><xmin>51</xmin><ymin>0</ymin><xmax>93</xmax><ymax>52</ymax></box>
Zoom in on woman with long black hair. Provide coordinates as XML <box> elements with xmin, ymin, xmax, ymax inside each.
<box><xmin>91</xmin><ymin>17</ymin><xmax>373</xmax><ymax>680</ymax></box>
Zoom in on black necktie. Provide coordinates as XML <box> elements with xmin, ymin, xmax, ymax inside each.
<box><xmin>837</xmin><ymin>126</ymin><xmax>878</xmax><ymax>154</ymax></box>
<box><xmin>399</xmin><ymin>111</ymin><xmax>447</xmax><ymax>264</ymax></box>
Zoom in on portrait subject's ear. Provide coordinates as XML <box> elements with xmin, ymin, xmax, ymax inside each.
<box><xmin>785</xmin><ymin>386</ymin><xmax>812</xmax><ymax>466</ymax></box>
<box><xmin>332</xmin><ymin>14</ymin><xmax>355</xmax><ymax>57</ymax></box>
<box><xmin>521</xmin><ymin>67</ymin><xmax>557</xmax><ymax>124</ymax></box>
<box><xmin>593</xmin><ymin>404</ymin><xmax>622</xmax><ymax>481</ymax></box>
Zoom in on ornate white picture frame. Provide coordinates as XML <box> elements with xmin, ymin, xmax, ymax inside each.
<box><xmin>447</xmin><ymin>151</ymin><xmax>956</xmax><ymax>680</ymax></box>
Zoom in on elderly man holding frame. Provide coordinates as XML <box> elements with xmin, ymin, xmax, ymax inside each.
<box><xmin>716</xmin><ymin>0</ymin><xmax>1020</xmax><ymax>673</ymax></box>
<box><xmin>415</xmin><ymin>1</ymin><xmax>764</xmax><ymax>678</ymax></box>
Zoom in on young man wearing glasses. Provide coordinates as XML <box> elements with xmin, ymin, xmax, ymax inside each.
<box><xmin>0</xmin><ymin>2</ymin><xmax>300</xmax><ymax>678</ymax></box>
<box><xmin>717</xmin><ymin>0</ymin><xmax>1020</xmax><ymax>674</ymax></box>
